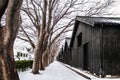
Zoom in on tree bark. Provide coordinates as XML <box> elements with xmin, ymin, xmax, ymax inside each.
<box><xmin>32</xmin><ymin>39</ymin><xmax>42</xmax><ymax>74</ymax></box>
<box><xmin>32</xmin><ymin>32</ymin><xmax>47</xmax><ymax>73</ymax></box>
<box><xmin>42</xmin><ymin>50</ymin><xmax>49</xmax><ymax>68</ymax></box>
<box><xmin>0</xmin><ymin>0</ymin><xmax>9</xmax><ymax>26</ymax></box>
<box><xmin>0</xmin><ymin>0</ymin><xmax>23</xmax><ymax>80</ymax></box>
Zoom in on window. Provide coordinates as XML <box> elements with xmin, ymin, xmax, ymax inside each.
<box><xmin>24</xmin><ymin>54</ymin><xmax>26</xmax><ymax>57</ymax></box>
<box><xmin>77</xmin><ymin>33</ymin><xmax>82</xmax><ymax>47</ymax></box>
<box><xmin>21</xmin><ymin>53</ymin><xmax>22</xmax><ymax>57</ymax></box>
<box><xmin>26</xmin><ymin>54</ymin><xmax>28</xmax><ymax>57</ymax></box>
<box><xmin>17</xmin><ymin>52</ymin><xmax>20</xmax><ymax>56</ymax></box>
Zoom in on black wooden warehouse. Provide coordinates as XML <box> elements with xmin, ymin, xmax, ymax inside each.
<box><xmin>57</xmin><ymin>37</ymin><xmax>72</xmax><ymax>65</ymax></box>
<box><xmin>58</xmin><ymin>16</ymin><xmax>120</xmax><ymax>76</ymax></box>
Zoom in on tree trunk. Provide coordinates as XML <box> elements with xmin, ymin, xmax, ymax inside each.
<box><xmin>0</xmin><ymin>0</ymin><xmax>9</xmax><ymax>21</ymax></box>
<box><xmin>32</xmin><ymin>28</ymin><xmax>50</xmax><ymax>73</ymax></box>
<box><xmin>0</xmin><ymin>28</ymin><xmax>19</xmax><ymax>80</ymax></box>
<box><xmin>0</xmin><ymin>27</ymin><xmax>9</xmax><ymax>80</ymax></box>
<box><xmin>32</xmin><ymin>0</ymin><xmax>48</xmax><ymax>72</ymax></box>
<box><xmin>0</xmin><ymin>32</ymin><xmax>19</xmax><ymax>80</ymax></box>
<box><xmin>0</xmin><ymin>0</ymin><xmax>23</xmax><ymax>80</ymax></box>
<box><xmin>43</xmin><ymin>51</ymin><xmax>49</xmax><ymax>68</ymax></box>
<box><xmin>42</xmin><ymin>43</ymin><xmax>51</xmax><ymax>67</ymax></box>
<box><xmin>31</xmin><ymin>39</ymin><xmax>41</xmax><ymax>74</ymax></box>
<box><xmin>32</xmin><ymin>35</ymin><xmax>45</xmax><ymax>74</ymax></box>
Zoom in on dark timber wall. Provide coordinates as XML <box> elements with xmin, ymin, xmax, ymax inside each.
<box><xmin>71</xmin><ymin>21</ymin><xmax>101</xmax><ymax>75</ymax></box>
<box><xmin>102</xmin><ymin>24</ymin><xmax>120</xmax><ymax>75</ymax></box>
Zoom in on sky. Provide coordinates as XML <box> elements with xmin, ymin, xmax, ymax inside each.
<box><xmin>107</xmin><ymin>0</ymin><xmax>120</xmax><ymax>17</ymax></box>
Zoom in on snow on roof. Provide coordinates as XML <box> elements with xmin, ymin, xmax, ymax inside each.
<box><xmin>93</xmin><ymin>17</ymin><xmax>120</xmax><ymax>24</ymax></box>
<box><xmin>76</xmin><ymin>16</ymin><xmax>120</xmax><ymax>26</ymax></box>
<box><xmin>14</xmin><ymin>45</ymin><xmax>28</xmax><ymax>54</ymax></box>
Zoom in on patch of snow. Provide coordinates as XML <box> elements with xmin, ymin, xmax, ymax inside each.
<box><xmin>18</xmin><ymin>61</ymin><xmax>87</xmax><ymax>80</ymax></box>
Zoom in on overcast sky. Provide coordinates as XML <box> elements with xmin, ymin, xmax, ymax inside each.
<box><xmin>108</xmin><ymin>0</ymin><xmax>120</xmax><ymax>17</ymax></box>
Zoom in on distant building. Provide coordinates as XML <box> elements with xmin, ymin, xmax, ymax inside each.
<box><xmin>14</xmin><ymin>46</ymin><xmax>34</xmax><ymax>60</ymax></box>
<box><xmin>57</xmin><ymin>37</ymin><xmax>71</xmax><ymax>64</ymax></box>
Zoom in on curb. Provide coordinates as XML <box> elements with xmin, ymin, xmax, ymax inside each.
<box><xmin>64</xmin><ymin>65</ymin><xmax>91</xmax><ymax>80</ymax></box>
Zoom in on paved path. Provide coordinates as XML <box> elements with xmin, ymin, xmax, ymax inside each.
<box><xmin>19</xmin><ymin>61</ymin><xmax>88</xmax><ymax>80</ymax></box>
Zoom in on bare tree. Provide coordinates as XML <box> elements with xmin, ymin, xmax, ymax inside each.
<box><xmin>0</xmin><ymin>0</ymin><xmax>23</xmax><ymax>80</ymax></box>
<box><xmin>20</xmin><ymin>0</ymin><xmax>115</xmax><ymax>74</ymax></box>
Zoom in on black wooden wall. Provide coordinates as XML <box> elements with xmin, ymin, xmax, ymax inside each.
<box><xmin>102</xmin><ymin>24</ymin><xmax>120</xmax><ymax>75</ymax></box>
<box><xmin>71</xmin><ymin>21</ymin><xmax>101</xmax><ymax>75</ymax></box>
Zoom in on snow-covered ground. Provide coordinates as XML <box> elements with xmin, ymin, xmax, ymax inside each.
<box><xmin>19</xmin><ymin>61</ymin><xmax>87</xmax><ymax>80</ymax></box>
<box><xmin>18</xmin><ymin>61</ymin><xmax>120</xmax><ymax>80</ymax></box>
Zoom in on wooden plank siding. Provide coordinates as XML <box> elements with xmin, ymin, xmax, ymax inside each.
<box><xmin>71</xmin><ymin>21</ymin><xmax>101</xmax><ymax>75</ymax></box>
<box><xmin>102</xmin><ymin>25</ymin><xmax>120</xmax><ymax>75</ymax></box>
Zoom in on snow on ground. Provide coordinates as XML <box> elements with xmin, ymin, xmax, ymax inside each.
<box><xmin>19</xmin><ymin>61</ymin><xmax>120</xmax><ymax>80</ymax></box>
<box><xmin>18</xmin><ymin>61</ymin><xmax>87</xmax><ymax>80</ymax></box>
